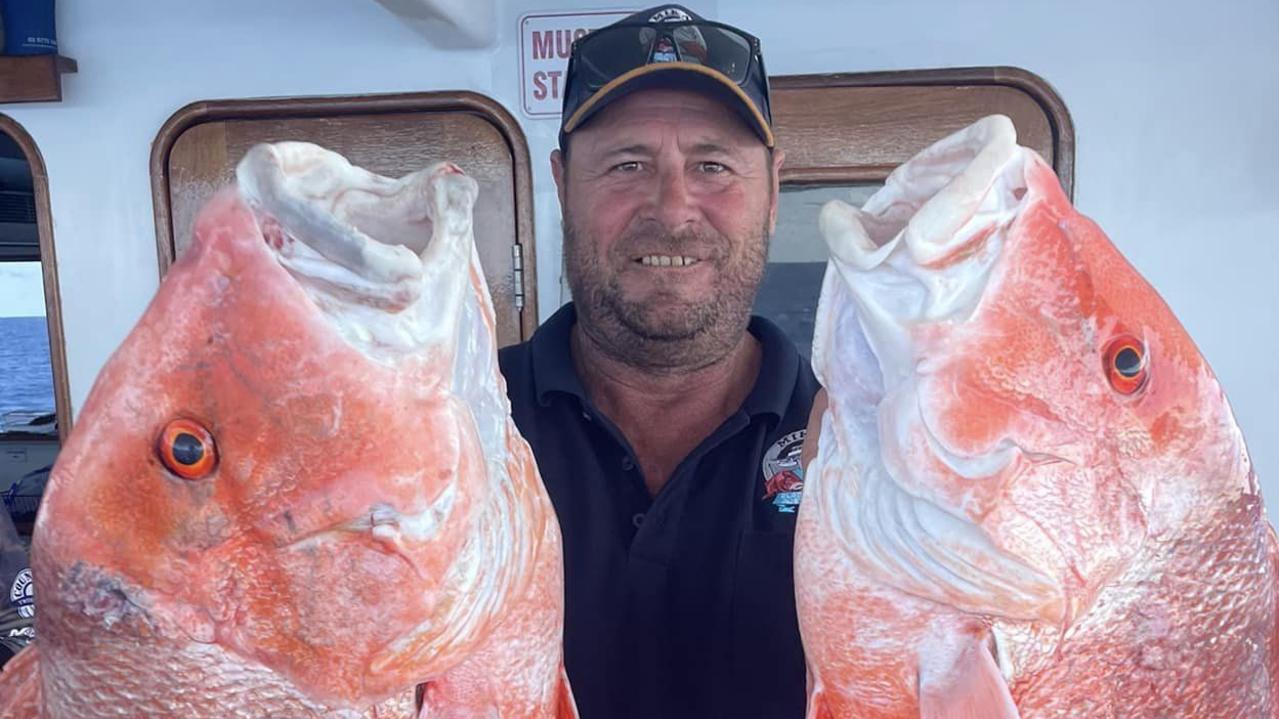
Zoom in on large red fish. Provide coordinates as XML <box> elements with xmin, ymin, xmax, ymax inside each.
<box><xmin>0</xmin><ymin>143</ymin><xmax>577</xmax><ymax>718</ymax></box>
<box><xmin>797</xmin><ymin>115</ymin><xmax>1278</xmax><ymax>717</ymax></box>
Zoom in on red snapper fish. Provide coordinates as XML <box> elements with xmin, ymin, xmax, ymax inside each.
<box><xmin>796</xmin><ymin>115</ymin><xmax>1278</xmax><ymax>717</ymax></box>
<box><xmin>0</xmin><ymin>143</ymin><xmax>577</xmax><ymax>718</ymax></box>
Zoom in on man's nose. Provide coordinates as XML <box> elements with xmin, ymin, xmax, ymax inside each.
<box><xmin>650</xmin><ymin>166</ymin><xmax>699</xmax><ymax>231</ymax></box>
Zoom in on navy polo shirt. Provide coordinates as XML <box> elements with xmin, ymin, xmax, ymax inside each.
<box><xmin>498</xmin><ymin>303</ymin><xmax>819</xmax><ymax>719</ymax></box>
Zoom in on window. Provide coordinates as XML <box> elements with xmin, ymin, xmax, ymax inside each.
<box><xmin>152</xmin><ymin>92</ymin><xmax>538</xmax><ymax>347</ymax></box>
<box><xmin>754</xmin><ymin>67</ymin><xmax>1075</xmax><ymax>356</ymax></box>
<box><xmin>0</xmin><ymin>115</ymin><xmax>66</xmax><ymax>666</ymax></box>
<box><xmin>754</xmin><ymin>184</ymin><xmax>881</xmax><ymax>359</ymax></box>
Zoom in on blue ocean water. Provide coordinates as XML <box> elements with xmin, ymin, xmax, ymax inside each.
<box><xmin>0</xmin><ymin>317</ymin><xmax>54</xmax><ymax>416</ymax></box>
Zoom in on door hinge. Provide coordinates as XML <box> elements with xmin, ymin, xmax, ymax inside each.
<box><xmin>511</xmin><ymin>243</ymin><xmax>525</xmax><ymax>311</ymax></box>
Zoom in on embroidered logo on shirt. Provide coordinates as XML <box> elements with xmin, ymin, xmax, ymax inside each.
<box><xmin>761</xmin><ymin>429</ymin><xmax>806</xmax><ymax>513</ymax></box>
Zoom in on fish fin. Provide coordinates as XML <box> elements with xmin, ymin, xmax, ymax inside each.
<box><xmin>919</xmin><ymin>632</ymin><xmax>1020</xmax><ymax>719</ymax></box>
<box><xmin>555</xmin><ymin>664</ymin><xmax>580</xmax><ymax>719</ymax></box>
<box><xmin>1268</xmin><ymin>523</ymin><xmax>1279</xmax><ymax>684</ymax></box>
<box><xmin>0</xmin><ymin>644</ymin><xmax>43</xmax><ymax>719</ymax></box>
<box><xmin>805</xmin><ymin>681</ymin><xmax>834</xmax><ymax>719</ymax></box>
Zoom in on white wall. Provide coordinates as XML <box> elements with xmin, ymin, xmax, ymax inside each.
<box><xmin>4</xmin><ymin>0</ymin><xmax>1276</xmax><ymax>512</ymax></box>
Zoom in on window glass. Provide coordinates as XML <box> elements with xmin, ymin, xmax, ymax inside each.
<box><xmin>754</xmin><ymin>183</ymin><xmax>881</xmax><ymax>358</ymax></box>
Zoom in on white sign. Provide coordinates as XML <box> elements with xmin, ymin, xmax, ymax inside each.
<box><xmin>518</xmin><ymin>10</ymin><xmax>634</xmax><ymax>118</ymax></box>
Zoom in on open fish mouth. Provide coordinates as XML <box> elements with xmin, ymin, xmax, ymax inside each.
<box><xmin>811</xmin><ymin>116</ymin><xmax>1073</xmax><ymax>624</ymax></box>
<box><xmin>815</xmin><ymin>115</ymin><xmax>1035</xmax><ymax>485</ymax></box>
<box><xmin>236</xmin><ymin>142</ymin><xmax>480</xmax><ymax>359</ymax></box>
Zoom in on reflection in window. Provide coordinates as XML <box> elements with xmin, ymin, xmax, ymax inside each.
<box><xmin>754</xmin><ymin>184</ymin><xmax>881</xmax><ymax>359</ymax></box>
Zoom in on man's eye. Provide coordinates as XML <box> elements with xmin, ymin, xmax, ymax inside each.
<box><xmin>698</xmin><ymin>162</ymin><xmax>728</xmax><ymax>174</ymax></box>
<box><xmin>613</xmin><ymin>161</ymin><xmax>643</xmax><ymax>173</ymax></box>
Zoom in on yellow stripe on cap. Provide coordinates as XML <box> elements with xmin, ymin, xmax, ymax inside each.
<box><xmin>562</xmin><ymin>61</ymin><xmax>775</xmax><ymax>148</ymax></box>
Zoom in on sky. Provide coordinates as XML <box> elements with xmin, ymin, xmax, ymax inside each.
<box><xmin>0</xmin><ymin>262</ymin><xmax>46</xmax><ymax>318</ymax></box>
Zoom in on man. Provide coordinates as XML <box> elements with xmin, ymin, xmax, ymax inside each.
<box><xmin>498</xmin><ymin>5</ymin><xmax>818</xmax><ymax>717</ymax></box>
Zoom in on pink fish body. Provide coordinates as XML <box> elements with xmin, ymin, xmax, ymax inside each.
<box><xmin>797</xmin><ymin>115</ymin><xmax>1278</xmax><ymax>718</ymax></box>
<box><xmin>0</xmin><ymin>143</ymin><xmax>577</xmax><ymax>718</ymax></box>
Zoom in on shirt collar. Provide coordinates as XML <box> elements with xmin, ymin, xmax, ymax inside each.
<box><xmin>530</xmin><ymin>302</ymin><xmax>590</xmax><ymax>405</ymax></box>
<box><xmin>529</xmin><ymin>302</ymin><xmax>802</xmax><ymax>420</ymax></box>
<box><xmin>739</xmin><ymin>313</ymin><xmax>801</xmax><ymax>421</ymax></box>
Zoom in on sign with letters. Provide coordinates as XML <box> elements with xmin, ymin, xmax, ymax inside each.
<box><xmin>518</xmin><ymin>10</ymin><xmax>635</xmax><ymax>118</ymax></box>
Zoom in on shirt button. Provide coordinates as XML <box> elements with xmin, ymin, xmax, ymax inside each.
<box><xmin>632</xmin><ymin>512</ymin><xmax>646</xmax><ymax>528</ymax></box>
<box><xmin>620</xmin><ymin>456</ymin><xmax>635</xmax><ymax>471</ymax></box>
<box><xmin>581</xmin><ymin>411</ymin><xmax>593</xmax><ymax>422</ymax></box>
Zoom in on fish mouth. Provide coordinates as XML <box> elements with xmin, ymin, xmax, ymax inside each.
<box><xmin>811</xmin><ymin>116</ymin><xmax>1073</xmax><ymax>624</ymax></box>
<box><xmin>816</xmin><ymin>115</ymin><xmax>1027</xmax><ymax>380</ymax></box>
<box><xmin>236</xmin><ymin>143</ymin><xmax>480</xmax><ymax>358</ymax></box>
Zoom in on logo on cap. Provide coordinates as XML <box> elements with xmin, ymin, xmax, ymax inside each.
<box><xmin>649</xmin><ymin>7</ymin><xmax>695</xmax><ymax>22</ymax></box>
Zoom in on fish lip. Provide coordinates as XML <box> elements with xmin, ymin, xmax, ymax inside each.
<box><xmin>235</xmin><ymin>144</ymin><xmax>482</xmax><ymax>360</ymax></box>
<box><xmin>236</xmin><ymin>144</ymin><xmax>474</xmax><ymax>294</ymax></box>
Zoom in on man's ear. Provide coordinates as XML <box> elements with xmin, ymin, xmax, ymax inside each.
<box><xmin>551</xmin><ymin>148</ymin><xmax>568</xmax><ymax>209</ymax></box>
<box><xmin>768</xmin><ymin>148</ymin><xmax>786</xmax><ymax>235</ymax></box>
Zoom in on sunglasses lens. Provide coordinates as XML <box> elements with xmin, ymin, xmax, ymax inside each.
<box><xmin>696</xmin><ymin>25</ymin><xmax>752</xmax><ymax>83</ymax></box>
<box><xmin>574</xmin><ymin>22</ymin><xmax>754</xmax><ymax>89</ymax></box>
<box><xmin>575</xmin><ymin>26</ymin><xmax>656</xmax><ymax>87</ymax></box>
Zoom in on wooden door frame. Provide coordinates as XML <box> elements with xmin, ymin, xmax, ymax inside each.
<box><xmin>772</xmin><ymin>66</ymin><xmax>1075</xmax><ymax>198</ymax></box>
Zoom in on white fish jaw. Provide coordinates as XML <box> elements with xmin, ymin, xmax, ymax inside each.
<box><xmin>817</xmin><ymin>115</ymin><xmax>1026</xmax><ymax>388</ymax></box>
<box><xmin>810</xmin><ymin>115</ymin><xmax>1071</xmax><ymax>624</ymax></box>
<box><xmin>235</xmin><ymin>143</ymin><xmax>537</xmax><ymax>680</ymax></box>
<box><xmin>236</xmin><ymin>142</ymin><xmax>480</xmax><ymax>362</ymax></box>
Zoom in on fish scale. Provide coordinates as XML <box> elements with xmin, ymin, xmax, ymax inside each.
<box><xmin>1011</xmin><ymin>494</ymin><xmax>1277</xmax><ymax>716</ymax></box>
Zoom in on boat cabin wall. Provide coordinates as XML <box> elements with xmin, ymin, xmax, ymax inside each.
<box><xmin>2</xmin><ymin>0</ymin><xmax>1277</xmax><ymax>506</ymax></box>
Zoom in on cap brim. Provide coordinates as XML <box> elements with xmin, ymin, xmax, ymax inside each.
<box><xmin>562</xmin><ymin>62</ymin><xmax>775</xmax><ymax>148</ymax></box>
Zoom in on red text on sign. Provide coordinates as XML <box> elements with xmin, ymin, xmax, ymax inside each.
<box><xmin>532</xmin><ymin>70</ymin><xmax>564</xmax><ymax>101</ymax></box>
<box><xmin>531</xmin><ymin>28</ymin><xmax>589</xmax><ymax>60</ymax></box>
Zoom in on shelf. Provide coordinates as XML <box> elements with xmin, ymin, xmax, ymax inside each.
<box><xmin>0</xmin><ymin>55</ymin><xmax>77</xmax><ymax>104</ymax></box>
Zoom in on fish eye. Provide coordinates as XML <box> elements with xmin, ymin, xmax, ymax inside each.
<box><xmin>1103</xmin><ymin>336</ymin><xmax>1149</xmax><ymax>395</ymax></box>
<box><xmin>157</xmin><ymin>419</ymin><xmax>217</xmax><ymax>479</ymax></box>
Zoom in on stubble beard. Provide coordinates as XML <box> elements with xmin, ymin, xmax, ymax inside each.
<box><xmin>563</xmin><ymin>213</ymin><xmax>770</xmax><ymax>373</ymax></box>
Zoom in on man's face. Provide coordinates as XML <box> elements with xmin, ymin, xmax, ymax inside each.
<box><xmin>552</xmin><ymin>87</ymin><xmax>784</xmax><ymax>368</ymax></box>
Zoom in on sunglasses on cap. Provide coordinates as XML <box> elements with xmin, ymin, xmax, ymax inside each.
<box><xmin>559</xmin><ymin>13</ymin><xmax>774</xmax><ymax>148</ymax></box>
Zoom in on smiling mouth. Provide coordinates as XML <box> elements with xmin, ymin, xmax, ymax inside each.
<box><xmin>635</xmin><ymin>254</ymin><xmax>701</xmax><ymax>267</ymax></box>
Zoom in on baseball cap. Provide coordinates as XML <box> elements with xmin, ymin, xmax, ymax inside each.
<box><xmin>559</xmin><ymin>4</ymin><xmax>774</xmax><ymax>149</ymax></box>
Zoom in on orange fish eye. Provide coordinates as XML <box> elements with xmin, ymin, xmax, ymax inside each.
<box><xmin>1103</xmin><ymin>336</ymin><xmax>1148</xmax><ymax>395</ymax></box>
<box><xmin>157</xmin><ymin>419</ymin><xmax>217</xmax><ymax>479</ymax></box>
